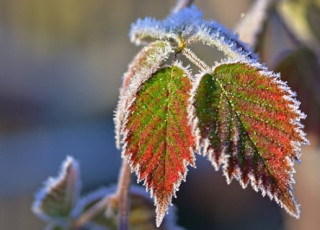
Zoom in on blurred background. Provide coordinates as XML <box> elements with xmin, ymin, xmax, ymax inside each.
<box><xmin>0</xmin><ymin>0</ymin><xmax>319</xmax><ymax>229</ymax></box>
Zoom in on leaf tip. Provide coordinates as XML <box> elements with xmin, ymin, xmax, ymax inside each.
<box><xmin>155</xmin><ymin>200</ymin><xmax>168</xmax><ymax>228</ymax></box>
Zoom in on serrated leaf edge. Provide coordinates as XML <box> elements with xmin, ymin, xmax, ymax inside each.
<box><xmin>121</xmin><ymin>61</ymin><xmax>196</xmax><ymax>227</ymax></box>
<box><xmin>114</xmin><ymin>41</ymin><xmax>173</xmax><ymax>149</ymax></box>
<box><xmin>130</xmin><ymin>5</ymin><xmax>258</xmax><ymax>61</ymax></box>
<box><xmin>189</xmin><ymin>59</ymin><xmax>309</xmax><ymax>218</ymax></box>
<box><xmin>32</xmin><ymin>156</ymin><xmax>81</xmax><ymax>222</ymax></box>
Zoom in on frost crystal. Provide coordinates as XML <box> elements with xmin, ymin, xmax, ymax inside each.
<box><xmin>130</xmin><ymin>5</ymin><xmax>257</xmax><ymax>61</ymax></box>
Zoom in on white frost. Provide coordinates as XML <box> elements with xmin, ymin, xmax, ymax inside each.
<box><xmin>32</xmin><ymin>156</ymin><xmax>81</xmax><ymax>222</ymax></box>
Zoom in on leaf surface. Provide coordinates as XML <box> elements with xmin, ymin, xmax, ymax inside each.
<box><xmin>192</xmin><ymin>62</ymin><xmax>308</xmax><ymax>218</ymax></box>
<box><xmin>122</xmin><ymin>65</ymin><xmax>195</xmax><ymax>226</ymax></box>
<box><xmin>32</xmin><ymin>156</ymin><xmax>81</xmax><ymax>221</ymax></box>
<box><xmin>114</xmin><ymin>41</ymin><xmax>173</xmax><ymax>148</ymax></box>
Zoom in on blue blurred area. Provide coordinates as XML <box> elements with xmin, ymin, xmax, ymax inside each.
<box><xmin>0</xmin><ymin>118</ymin><xmax>120</xmax><ymax>196</ymax></box>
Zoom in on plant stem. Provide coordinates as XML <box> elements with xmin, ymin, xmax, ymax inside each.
<box><xmin>116</xmin><ymin>159</ymin><xmax>132</xmax><ymax>230</ymax></box>
<box><xmin>234</xmin><ymin>0</ymin><xmax>273</xmax><ymax>48</ymax></box>
<box><xmin>182</xmin><ymin>48</ymin><xmax>210</xmax><ymax>71</ymax></box>
<box><xmin>73</xmin><ymin>160</ymin><xmax>131</xmax><ymax>230</ymax></box>
<box><xmin>113</xmin><ymin>1</ymin><xmax>195</xmax><ymax>230</ymax></box>
<box><xmin>172</xmin><ymin>0</ymin><xmax>195</xmax><ymax>13</ymax></box>
<box><xmin>74</xmin><ymin>194</ymin><xmax>116</xmax><ymax>229</ymax></box>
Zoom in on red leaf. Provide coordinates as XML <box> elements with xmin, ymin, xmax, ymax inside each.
<box><xmin>192</xmin><ymin>61</ymin><xmax>308</xmax><ymax>218</ymax></box>
<box><xmin>122</xmin><ymin>65</ymin><xmax>195</xmax><ymax>226</ymax></box>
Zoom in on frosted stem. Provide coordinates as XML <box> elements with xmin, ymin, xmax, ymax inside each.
<box><xmin>73</xmin><ymin>160</ymin><xmax>131</xmax><ymax>230</ymax></box>
<box><xmin>74</xmin><ymin>194</ymin><xmax>116</xmax><ymax>228</ymax></box>
<box><xmin>173</xmin><ymin>0</ymin><xmax>195</xmax><ymax>13</ymax></box>
<box><xmin>234</xmin><ymin>0</ymin><xmax>273</xmax><ymax>48</ymax></box>
<box><xmin>182</xmin><ymin>48</ymin><xmax>210</xmax><ymax>71</ymax></box>
<box><xmin>116</xmin><ymin>159</ymin><xmax>132</xmax><ymax>230</ymax></box>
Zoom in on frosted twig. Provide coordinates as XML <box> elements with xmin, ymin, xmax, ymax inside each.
<box><xmin>234</xmin><ymin>0</ymin><xmax>273</xmax><ymax>48</ymax></box>
<box><xmin>116</xmin><ymin>159</ymin><xmax>132</xmax><ymax>230</ymax></box>
<box><xmin>172</xmin><ymin>0</ymin><xmax>195</xmax><ymax>13</ymax></box>
<box><xmin>73</xmin><ymin>160</ymin><xmax>131</xmax><ymax>230</ymax></box>
<box><xmin>182</xmin><ymin>48</ymin><xmax>210</xmax><ymax>71</ymax></box>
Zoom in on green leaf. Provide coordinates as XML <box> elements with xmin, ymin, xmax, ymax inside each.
<box><xmin>33</xmin><ymin>156</ymin><xmax>81</xmax><ymax>222</ymax></box>
<box><xmin>122</xmin><ymin>65</ymin><xmax>195</xmax><ymax>227</ymax></box>
<box><xmin>114</xmin><ymin>40</ymin><xmax>173</xmax><ymax>149</ymax></box>
<box><xmin>192</xmin><ymin>62</ymin><xmax>308</xmax><ymax>218</ymax></box>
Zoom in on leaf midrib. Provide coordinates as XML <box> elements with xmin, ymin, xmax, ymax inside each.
<box><xmin>214</xmin><ymin>74</ymin><xmax>286</xmax><ymax>195</ymax></box>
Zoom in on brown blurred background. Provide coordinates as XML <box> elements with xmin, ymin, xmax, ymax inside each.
<box><xmin>0</xmin><ymin>0</ymin><xmax>319</xmax><ymax>229</ymax></box>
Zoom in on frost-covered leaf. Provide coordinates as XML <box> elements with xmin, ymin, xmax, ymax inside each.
<box><xmin>130</xmin><ymin>5</ymin><xmax>257</xmax><ymax>60</ymax></box>
<box><xmin>33</xmin><ymin>156</ymin><xmax>81</xmax><ymax>221</ymax></box>
<box><xmin>73</xmin><ymin>186</ymin><xmax>184</xmax><ymax>230</ymax></box>
<box><xmin>274</xmin><ymin>47</ymin><xmax>320</xmax><ymax>135</ymax></box>
<box><xmin>114</xmin><ymin>40</ymin><xmax>173</xmax><ymax>149</ymax></box>
<box><xmin>122</xmin><ymin>65</ymin><xmax>195</xmax><ymax>226</ymax></box>
<box><xmin>191</xmin><ymin>61</ymin><xmax>308</xmax><ymax>218</ymax></box>
<box><xmin>130</xmin><ymin>6</ymin><xmax>202</xmax><ymax>46</ymax></box>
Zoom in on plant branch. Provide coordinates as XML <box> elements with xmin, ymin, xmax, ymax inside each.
<box><xmin>74</xmin><ymin>194</ymin><xmax>116</xmax><ymax>229</ymax></box>
<box><xmin>234</xmin><ymin>0</ymin><xmax>274</xmax><ymax>49</ymax></box>
<box><xmin>172</xmin><ymin>0</ymin><xmax>195</xmax><ymax>13</ymax></box>
<box><xmin>116</xmin><ymin>159</ymin><xmax>132</xmax><ymax>230</ymax></box>
<box><xmin>182</xmin><ymin>48</ymin><xmax>210</xmax><ymax>71</ymax></box>
<box><xmin>73</xmin><ymin>160</ymin><xmax>132</xmax><ymax>230</ymax></box>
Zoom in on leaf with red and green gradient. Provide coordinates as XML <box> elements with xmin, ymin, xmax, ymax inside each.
<box><xmin>192</xmin><ymin>62</ymin><xmax>308</xmax><ymax>218</ymax></box>
<box><xmin>114</xmin><ymin>40</ymin><xmax>173</xmax><ymax>149</ymax></box>
<box><xmin>122</xmin><ymin>65</ymin><xmax>195</xmax><ymax>227</ymax></box>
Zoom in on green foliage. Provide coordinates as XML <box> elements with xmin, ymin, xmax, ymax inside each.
<box><xmin>33</xmin><ymin>156</ymin><xmax>80</xmax><ymax>224</ymax></box>
<box><xmin>33</xmin><ymin>157</ymin><xmax>183</xmax><ymax>230</ymax></box>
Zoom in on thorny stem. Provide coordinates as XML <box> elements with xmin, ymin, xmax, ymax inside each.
<box><xmin>116</xmin><ymin>159</ymin><xmax>132</xmax><ymax>230</ymax></box>
<box><xmin>173</xmin><ymin>0</ymin><xmax>195</xmax><ymax>13</ymax></box>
